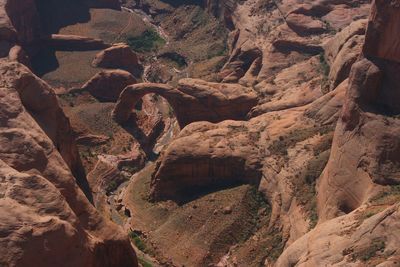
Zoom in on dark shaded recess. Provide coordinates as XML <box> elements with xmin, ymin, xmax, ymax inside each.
<box><xmin>151</xmin><ymin>156</ymin><xmax>263</xmax><ymax>204</ymax></box>
<box><xmin>273</xmin><ymin>40</ymin><xmax>323</xmax><ymax>55</ymax></box>
<box><xmin>159</xmin><ymin>0</ymin><xmax>204</xmax><ymax>7</ymax></box>
<box><xmin>174</xmin><ymin>180</ymin><xmax>249</xmax><ymax>205</ymax></box>
<box><xmin>159</xmin><ymin>52</ymin><xmax>188</xmax><ymax>68</ymax></box>
<box><xmin>30</xmin><ymin>46</ymin><xmax>59</xmax><ymax>77</ymax></box>
<box><xmin>338</xmin><ymin>202</ymin><xmax>354</xmax><ymax>214</ymax></box>
<box><xmin>34</xmin><ymin>0</ymin><xmax>91</xmax><ymax>35</ymax></box>
<box><xmin>370</xmin><ymin>58</ymin><xmax>400</xmax><ymax>117</ymax></box>
<box><xmin>30</xmin><ymin>0</ymin><xmax>91</xmax><ymax>76</ymax></box>
<box><xmin>120</xmin><ymin>114</ymin><xmax>165</xmax><ymax>161</ymax></box>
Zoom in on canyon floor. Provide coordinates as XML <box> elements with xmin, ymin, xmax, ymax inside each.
<box><xmin>1</xmin><ymin>0</ymin><xmax>400</xmax><ymax>266</ymax></box>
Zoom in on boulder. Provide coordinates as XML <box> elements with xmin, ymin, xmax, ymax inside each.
<box><xmin>82</xmin><ymin>70</ymin><xmax>137</xmax><ymax>102</ymax></box>
<box><xmin>92</xmin><ymin>44</ymin><xmax>143</xmax><ymax>77</ymax></box>
<box><xmin>8</xmin><ymin>45</ymin><xmax>30</xmax><ymax>68</ymax></box>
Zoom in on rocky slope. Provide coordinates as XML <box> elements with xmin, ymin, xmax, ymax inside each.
<box><xmin>276</xmin><ymin>1</ymin><xmax>400</xmax><ymax>265</ymax></box>
<box><xmin>1</xmin><ymin>0</ymin><xmax>140</xmax><ymax>266</ymax></box>
<box><xmin>1</xmin><ymin>0</ymin><xmax>400</xmax><ymax>266</ymax></box>
<box><xmin>0</xmin><ymin>60</ymin><xmax>138</xmax><ymax>267</ymax></box>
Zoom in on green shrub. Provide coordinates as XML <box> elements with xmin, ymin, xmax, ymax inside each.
<box><xmin>138</xmin><ymin>257</ymin><xmax>153</xmax><ymax>267</ymax></box>
<box><xmin>127</xmin><ymin>29</ymin><xmax>166</xmax><ymax>53</ymax></box>
<box><xmin>128</xmin><ymin>231</ymin><xmax>146</xmax><ymax>251</ymax></box>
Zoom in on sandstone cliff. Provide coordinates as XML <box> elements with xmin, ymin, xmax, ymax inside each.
<box><xmin>0</xmin><ymin>60</ymin><xmax>138</xmax><ymax>267</ymax></box>
<box><xmin>276</xmin><ymin>0</ymin><xmax>400</xmax><ymax>265</ymax></box>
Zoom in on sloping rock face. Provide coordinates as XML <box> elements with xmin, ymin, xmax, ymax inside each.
<box><xmin>219</xmin><ymin>46</ymin><xmax>262</xmax><ymax>84</ymax></box>
<box><xmin>1</xmin><ymin>60</ymin><xmax>90</xmax><ymax>198</ymax></box>
<box><xmin>205</xmin><ymin>0</ymin><xmax>240</xmax><ymax>28</ymax></box>
<box><xmin>276</xmin><ymin>1</ymin><xmax>400</xmax><ymax>265</ymax></box>
<box><xmin>363</xmin><ymin>0</ymin><xmax>400</xmax><ymax>63</ymax></box>
<box><xmin>324</xmin><ymin>19</ymin><xmax>367</xmax><ymax>89</ymax></box>
<box><xmin>0</xmin><ymin>0</ymin><xmax>40</xmax><ymax>65</ymax></box>
<box><xmin>113</xmin><ymin>78</ymin><xmax>258</xmax><ymax>128</ymax></box>
<box><xmin>0</xmin><ymin>60</ymin><xmax>138</xmax><ymax>267</ymax></box>
<box><xmin>276</xmin><ymin>204</ymin><xmax>400</xmax><ymax>266</ymax></box>
<box><xmin>318</xmin><ymin>0</ymin><xmax>400</xmax><ymax>222</ymax></box>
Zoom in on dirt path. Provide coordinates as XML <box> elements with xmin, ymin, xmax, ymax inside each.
<box><xmin>111</xmin><ymin>9</ymin><xmax>134</xmax><ymax>44</ymax></box>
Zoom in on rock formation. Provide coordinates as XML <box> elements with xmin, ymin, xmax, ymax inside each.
<box><xmin>92</xmin><ymin>44</ymin><xmax>143</xmax><ymax>77</ymax></box>
<box><xmin>0</xmin><ymin>60</ymin><xmax>138</xmax><ymax>267</ymax></box>
<box><xmin>276</xmin><ymin>1</ymin><xmax>400</xmax><ymax>265</ymax></box>
<box><xmin>1</xmin><ymin>60</ymin><xmax>90</xmax><ymax>198</ymax></box>
<box><xmin>3</xmin><ymin>0</ymin><xmax>400</xmax><ymax>266</ymax></box>
<box><xmin>82</xmin><ymin>70</ymin><xmax>137</xmax><ymax>102</ymax></box>
<box><xmin>43</xmin><ymin>34</ymin><xmax>110</xmax><ymax>51</ymax></box>
<box><xmin>113</xmin><ymin>78</ymin><xmax>258</xmax><ymax>128</ymax></box>
<box><xmin>317</xmin><ymin>0</ymin><xmax>400</xmax><ymax>221</ymax></box>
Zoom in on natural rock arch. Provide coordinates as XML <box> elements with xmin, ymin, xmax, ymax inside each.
<box><xmin>112</xmin><ymin>78</ymin><xmax>259</xmax><ymax>128</ymax></box>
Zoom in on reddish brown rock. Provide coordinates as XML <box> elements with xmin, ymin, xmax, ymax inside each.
<box><xmin>219</xmin><ymin>46</ymin><xmax>262</xmax><ymax>83</ymax></box>
<box><xmin>113</xmin><ymin>78</ymin><xmax>258</xmax><ymax>128</ymax></box>
<box><xmin>286</xmin><ymin>13</ymin><xmax>326</xmax><ymax>35</ymax></box>
<box><xmin>92</xmin><ymin>44</ymin><xmax>143</xmax><ymax>77</ymax></box>
<box><xmin>272</xmin><ymin>39</ymin><xmax>323</xmax><ymax>55</ymax></box>
<box><xmin>323</xmin><ymin>19</ymin><xmax>367</xmax><ymax>65</ymax></box>
<box><xmin>0</xmin><ymin>60</ymin><xmax>138</xmax><ymax>267</ymax></box>
<box><xmin>363</xmin><ymin>0</ymin><xmax>400</xmax><ymax>63</ymax></box>
<box><xmin>1</xmin><ymin>60</ymin><xmax>89</xmax><ymax>198</ymax></box>
<box><xmin>276</xmin><ymin>204</ymin><xmax>400</xmax><ymax>266</ymax></box>
<box><xmin>328</xmin><ymin>34</ymin><xmax>364</xmax><ymax>89</ymax></box>
<box><xmin>149</xmin><ymin>119</ymin><xmax>264</xmax><ymax>202</ymax></box>
<box><xmin>8</xmin><ymin>44</ymin><xmax>30</xmax><ymax>68</ymax></box>
<box><xmin>205</xmin><ymin>0</ymin><xmax>238</xmax><ymax>28</ymax></box>
<box><xmin>2</xmin><ymin>0</ymin><xmax>41</xmax><ymax>44</ymax></box>
<box><xmin>321</xmin><ymin>3</ymin><xmax>370</xmax><ymax>31</ymax></box>
<box><xmin>317</xmin><ymin>0</ymin><xmax>400</xmax><ymax>222</ymax></box>
<box><xmin>44</xmin><ymin>34</ymin><xmax>110</xmax><ymax>51</ymax></box>
<box><xmin>82</xmin><ymin>70</ymin><xmax>137</xmax><ymax>102</ymax></box>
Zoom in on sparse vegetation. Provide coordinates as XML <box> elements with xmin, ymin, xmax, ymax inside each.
<box><xmin>126</xmin><ymin>29</ymin><xmax>166</xmax><ymax>53</ymax></box>
<box><xmin>268</xmin><ymin>231</ymin><xmax>285</xmax><ymax>260</ymax></box>
<box><xmin>319</xmin><ymin>53</ymin><xmax>330</xmax><ymax>77</ymax></box>
<box><xmin>293</xmin><ymin>150</ymin><xmax>330</xmax><ymax>229</ymax></box>
<box><xmin>319</xmin><ymin>53</ymin><xmax>331</xmax><ymax>93</ymax></box>
<box><xmin>269</xmin><ymin>125</ymin><xmax>334</xmax><ymax>159</ymax></box>
<box><xmin>207</xmin><ymin>43</ymin><xmax>228</xmax><ymax>59</ymax></box>
<box><xmin>160</xmin><ymin>52</ymin><xmax>187</xmax><ymax>68</ymax></box>
<box><xmin>106</xmin><ymin>180</ymin><xmax>118</xmax><ymax>193</ymax></box>
<box><xmin>128</xmin><ymin>231</ymin><xmax>147</xmax><ymax>252</ymax></box>
<box><xmin>371</xmin><ymin>185</ymin><xmax>400</xmax><ymax>205</ymax></box>
<box><xmin>313</xmin><ymin>133</ymin><xmax>334</xmax><ymax>156</ymax></box>
<box><xmin>138</xmin><ymin>257</ymin><xmax>153</xmax><ymax>267</ymax></box>
<box><xmin>351</xmin><ymin>238</ymin><xmax>386</xmax><ymax>262</ymax></box>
